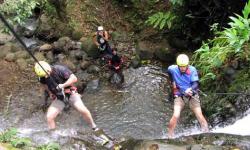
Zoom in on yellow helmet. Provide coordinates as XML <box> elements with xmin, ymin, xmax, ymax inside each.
<box><xmin>34</xmin><ymin>61</ymin><xmax>51</xmax><ymax>77</ymax></box>
<box><xmin>176</xmin><ymin>54</ymin><xmax>189</xmax><ymax>66</ymax></box>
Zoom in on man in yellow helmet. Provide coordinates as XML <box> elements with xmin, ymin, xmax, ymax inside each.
<box><xmin>34</xmin><ymin>61</ymin><xmax>98</xmax><ymax>131</ymax></box>
<box><xmin>166</xmin><ymin>54</ymin><xmax>209</xmax><ymax>138</ymax></box>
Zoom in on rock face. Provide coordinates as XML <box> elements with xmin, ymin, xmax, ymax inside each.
<box><xmin>80</xmin><ymin>37</ymin><xmax>100</xmax><ymax>58</ymax></box>
<box><xmin>120</xmin><ymin>133</ymin><xmax>250</xmax><ymax>150</ymax></box>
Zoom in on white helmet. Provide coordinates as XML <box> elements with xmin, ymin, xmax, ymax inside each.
<box><xmin>97</xmin><ymin>26</ymin><xmax>104</xmax><ymax>31</ymax></box>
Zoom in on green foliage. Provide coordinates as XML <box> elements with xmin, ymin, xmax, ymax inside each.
<box><xmin>193</xmin><ymin>0</ymin><xmax>250</xmax><ymax>86</ymax></box>
<box><xmin>37</xmin><ymin>143</ymin><xmax>60</xmax><ymax>150</ymax></box>
<box><xmin>169</xmin><ymin>0</ymin><xmax>184</xmax><ymax>6</ymax></box>
<box><xmin>0</xmin><ymin>128</ymin><xmax>31</xmax><ymax>148</ymax></box>
<box><xmin>11</xmin><ymin>138</ymin><xmax>31</xmax><ymax>148</ymax></box>
<box><xmin>0</xmin><ymin>0</ymin><xmax>39</xmax><ymax>25</ymax></box>
<box><xmin>42</xmin><ymin>1</ymin><xmax>57</xmax><ymax>17</ymax></box>
<box><xmin>0</xmin><ymin>128</ymin><xmax>18</xmax><ymax>143</ymax></box>
<box><xmin>146</xmin><ymin>12</ymin><xmax>176</xmax><ymax>29</ymax></box>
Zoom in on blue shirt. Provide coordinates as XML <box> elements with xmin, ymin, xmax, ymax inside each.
<box><xmin>167</xmin><ymin>65</ymin><xmax>199</xmax><ymax>96</ymax></box>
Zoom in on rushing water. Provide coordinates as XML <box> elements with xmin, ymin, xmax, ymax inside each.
<box><xmin>1</xmin><ymin>65</ymin><xmax>250</xmax><ymax>149</ymax></box>
<box><xmin>0</xmin><ymin>66</ymin><xmax>172</xmax><ymax>145</ymax></box>
<box><xmin>212</xmin><ymin>109</ymin><xmax>250</xmax><ymax>135</ymax></box>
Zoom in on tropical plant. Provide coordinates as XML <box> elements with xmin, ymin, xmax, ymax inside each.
<box><xmin>37</xmin><ymin>143</ymin><xmax>60</xmax><ymax>150</ymax></box>
<box><xmin>146</xmin><ymin>12</ymin><xmax>176</xmax><ymax>29</ymax></box>
<box><xmin>193</xmin><ymin>0</ymin><xmax>250</xmax><ymax>86</ymax></box>
<box><xmin>145</xmin><ymin>0</ymin><xmax>183</xmax><ymax>30</ymax></box>
<box><xmin>0</xmin><ymin>128</ymin><xmax>31</xmax><ymax>148</ymax></box>
<box><xmin>0</xmin><ymin>0</ymin><xmax>39</xmax><ymax>25</ymax></box>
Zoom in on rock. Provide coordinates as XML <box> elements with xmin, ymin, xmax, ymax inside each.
<box><xmin>190</xmin><ymin>144</ymin><xmax>203</xmax><ymax>150</ymax></box>
<box><xmin>85</xmin><ymin>79</ymin><xmax>100</xmax><ymax>93</ymax></box>
<box><xmin>55</xmin><ymin>53</ymin><xmax>66</xmax><ymax>62</ymax></box>
<box><xmin>136</xmin><ymin>41</ymin><xmax>154</xmax><ymax>60</ymax></box>
<box><xmin>60</xmin><ymin>59</ymin><xmax>77</xmax><ymax>73</ymax></box>
<box><xmin>21</xmin><ymin>18</ymin><xmax>39</xmax><ymax>38</ymax></box>
<box><xmin>46</xmin><ymin>51</ymin><xmax>54</xmax><ymax>63</ymax></box>
<box><xmin>14</xmin><ymin>51</ymin><xmax>29</xmax><ymax>59</ymax></box>
<box><xmin>11</xmin><ymin>43</ymin><xmax>24</xmax><ymax>52</ymax></box>
<box><xmin>36</xmin><ymin>14</ymin><xmax>54</xmax><ymax>41</ymax></box>
<box><xmin>72</xmin><ymin>30</ymin><xmax>83</xmax><ymax>41</ymax></box>
<box><xmin>154</xmin><ymin>40</ymin><xmax>175</xmax><ymax>62</ymax></box>
<box><xmin>71</xmin><ymin>41</ymin><xmax>82</xmax><ymax>50</ymax></box>
<box><xmin>80</xmin><ymin>60</ymin><xmax>91</xmax><ymax>70</ymax></box>
<box><xmin>20</xmin><ymin>37</ymin><xmax>38</xmax><ymax>49</ymax></box>
<box><xmin>87</xmin><ymin>65</ymin><xmax>100</xmax><ymax>74</ymax></box>
<box><xmin>34</xmin><ymin>52</ymin><xmax>46</xmax><ymax>61</ymax></box>
<box><xmin>0</xmin><ymin>32</ymin><xmax>13</xmax><ymax>45</ymax></box>
<box><xmin>130</xmin><ymin>57</ymin><xmax>141</xmax><ymax>68</ymax></box>
<box><xmin>16</xmin><ymin>58</ymin><xmax>28</xmax><ymax>70</ymax></box>
<box><xmin>5</xmin><ymin>53</ymin><xmax>16</xmax><ymax>62</ymax></box>
<box><xmin>0</xmin><ymin>44</ymin><xmax>11</xmax><ymax>59</ymax></box>
<box><xmin>53</xmin><ymin>36</ymin><xmax>72</xmax><ymax>53</ymax></box>
<box><xmin>39</xmin><ymin>44</ymin><xmax>53</xmax><ymax>52</ymax></box>
<box><xmin>168</xmin><ymin>35</ymin><xmax>188</xmax><ymax>50</ymax></box>
<box><xmin>69</xmin><ymin>50</ymin><xmax>86</xmax><ymax>60</ymax></box>
<box><xmin>81</xmin><ymin>37</ymin><xmax>100</xmax><ymax>58</ymax></box>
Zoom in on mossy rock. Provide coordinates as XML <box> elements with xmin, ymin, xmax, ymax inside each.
<box><xmin>81</xmin><ymin>37</ymin><xmax>100</xmax><ymax>59</ymax></box>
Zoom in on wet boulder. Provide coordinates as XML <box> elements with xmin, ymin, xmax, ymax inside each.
<box><xmin>21</xmin><ymin>18</ymin><xmax>39</xmax><ymax>38</ymax></box>
<box><xmin>85</xmin><ymin>79</ymin><xmax>100</xmax><ymax>93</ymax></box>
<box><xmin>136</xmin><ymin>41</ymin><xmax>154</xmax><ymax>60</ymax></box>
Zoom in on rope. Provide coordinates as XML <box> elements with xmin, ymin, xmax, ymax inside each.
<box><xmin>0</xmin><ymin>13</ymin><xmax>67</xmax><ymax>101</ymax></box>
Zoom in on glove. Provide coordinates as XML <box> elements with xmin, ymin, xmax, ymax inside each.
<box><xmin>185</xmin><ymin>88</ymin><xmax>193</xmax><ymax>96</ymax></box>
<box><xmin>56</xmin><ymin>84</ymin><xmax>64</xmax><ymax>90</ymax></box>
<box><xmin>114</xmin><ymin>66</ymin><xmax>120</xmax><ymax>70</ymax></box>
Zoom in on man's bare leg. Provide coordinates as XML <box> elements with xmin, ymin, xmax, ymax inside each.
<box><xmin>192</xmin><ymin>107</ymin><xmax>209</xmax><ymax>132</ymax></box>
<box><xmin>168</xmin><ymin>105</ymin><xmax>182</xmax><ymax>138</ymax></box>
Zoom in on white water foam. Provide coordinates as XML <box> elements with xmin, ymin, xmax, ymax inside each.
<box><xmin>212</xmin><ymin>110</ymin><xmax>250</xmax><ymax>136</ymax></box>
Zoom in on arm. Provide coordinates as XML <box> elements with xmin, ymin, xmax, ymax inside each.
<box><xmin>191</xmin><ymin>81</ymin><xmax>198</xmax><ymax>91</ymax></box>
<box><xmin>92</xmin><ymin>33</ymin><xmax>99</xmax><ymax>47</ymax></box>
<box><xmin>60</xmin><ymin>74</ymin><xmax>77</xmax><ymax>88</ymax></box>
<box><xmin>103</xmin><ymin>31</ymin><xmax>109</xmax><ymax>41</ymax></box>
<box><xmin>167</xmin><ymin>68</ymin><xmax>179</xmax><ymax>96</ymax></box>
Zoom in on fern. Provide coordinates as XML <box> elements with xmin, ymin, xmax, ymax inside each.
<box><xmin>146</xmin><ymin>12</ymin><xmax>176</xmax><ymax>29</ymax></box>
<box><xmin>193</xmin><ymin>0</ymin><xmax>250</xmax><ymax>86</ymax></box>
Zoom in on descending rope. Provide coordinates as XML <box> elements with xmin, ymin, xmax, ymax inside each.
<box><xmin>0</xmin><ymin>13</ymin><xmax>67</xmax><ymax>101</ymax></box>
